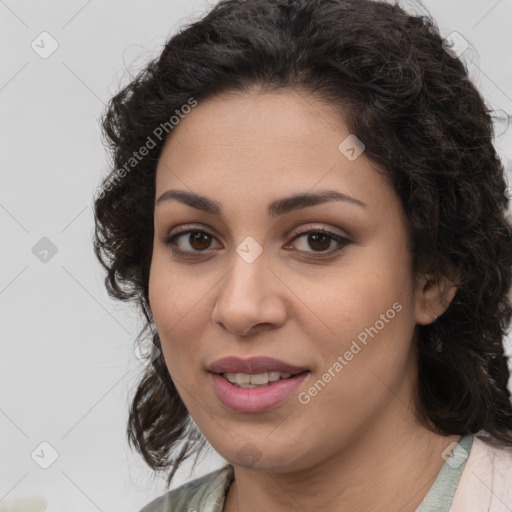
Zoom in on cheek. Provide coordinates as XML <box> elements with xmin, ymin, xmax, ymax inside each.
<box><xmin>148</xmin><ymin>257</ymin><xmax>189</xmax><ymax>361</ymax></box>
<box><xmin>306</xmin><ymin>258</ymin><xmax>417</xmax><ymax>411</ymax></box>
<box><xmin>148</xmin><ymin>254</ymin><xmax>214</xmax><ymax>376</ymax></box>
<box><xmin>324</xmin><ymin>274</ymin><xmax>416</xmax><ymax>396</ymax></box>
<box><xmin>149</xmin><ymin>249</ymin><xmax>195</xmax><ymax>328</ymax></box>
<box><xmin>314</xmin><ymin>251</ymin><xmax>413</xmax><ymax>348</ymax></box>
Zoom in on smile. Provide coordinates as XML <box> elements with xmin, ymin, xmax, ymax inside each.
<box><xmin>207</xmin><ymin>356</ymin><xmax>310</xmax><ymax>412</ymax></box>
<box><xmin>210</xmin><ymin>370</ymin><xmax>309</xmax><ymax>413</ymax></box>
<box><xmin>223</xmin><ymin>371</ymin><xmax>293</xmax><ymax>388</ymax></box>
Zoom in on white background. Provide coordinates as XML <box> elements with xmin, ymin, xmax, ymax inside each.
<box><xmin>1</xmin><ymin>0</ymin><xmax>511</xmax><ymax>511</ymax></box>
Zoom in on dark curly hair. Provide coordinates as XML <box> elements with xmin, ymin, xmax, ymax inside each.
<box><xmin>93</xmin><ymin>0</ymin><xmax>512</xmax><ymax>487</ymax></box>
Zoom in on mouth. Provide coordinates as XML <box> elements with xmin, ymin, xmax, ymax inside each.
<box><xmin>208</xmin><ymin>356</ymin><xmax>310</xmax><ymax>412</ymax></box>
<box><xmin>208</xmin><ymin>355</ymin><xmax>309</xmax><ymax>375</ymax></box>
<box><xmin>220</xmin><ymin>370</ymin><xmax>303</xmax><ymax>389</ymax></box>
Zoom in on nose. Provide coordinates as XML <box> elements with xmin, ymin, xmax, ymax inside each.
<box><xmin>211</xmin><ymin>252</ymin><xmax>287</xmax><ymax>337</ymax></box>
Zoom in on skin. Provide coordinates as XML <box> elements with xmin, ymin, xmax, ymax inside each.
<box><xmin>148</xmin><ymin>88</ymin><xmax>460</xmax><ymax>512</ymax></box>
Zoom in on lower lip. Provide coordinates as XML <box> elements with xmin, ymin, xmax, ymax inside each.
<box><xmin>210</xmin><ymin>372</ymin><xmax>309</xmax><ymax>413</ymax></box>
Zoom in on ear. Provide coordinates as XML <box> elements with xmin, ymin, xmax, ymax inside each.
<box><xmin>414</xmin><ymin>272</ymin><xmax>458</xmax><ymax>325</ymax></box>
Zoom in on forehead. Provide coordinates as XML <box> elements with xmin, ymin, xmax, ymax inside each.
<box><xmin>155</xmin><ymin>89</ymin><xmax>396</xmax><ymax>216</ymax></box>
<box><xmin>160</xmin><ymin>88</ymin><xmax>348</xmax><ymax>155</ymax></box>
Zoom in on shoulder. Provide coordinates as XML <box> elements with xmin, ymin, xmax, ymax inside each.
<box><xmin>450</xmin><ymin>434</ymin><xmax>512</xmax><ymax>512</ymax></box>
<box><xmin>138</xmin><ymin>464</ymin><xmax>234</xmax><ymax>512</ymax></box>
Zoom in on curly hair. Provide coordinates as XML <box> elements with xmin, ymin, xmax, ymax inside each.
<box><xmin>93</xmin><ymin>0</ymin><xmax>512</xmax><ymax>487</ymax></box>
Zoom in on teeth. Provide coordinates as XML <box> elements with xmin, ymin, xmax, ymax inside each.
<box><xmin>224</xmin><ymin>372</ymin><xmax>294</xmax><ymax>388</ymax></box>
<box><xmin>268</xmin><ymin>371</ymin><xmax>281</xmax><ymax>381</ymax></box>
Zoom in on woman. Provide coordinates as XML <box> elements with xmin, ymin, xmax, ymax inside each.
<box><xmin>93</xmin><ymin>0</ymin><xmax>512</xmax><ymax>510</ymax></box>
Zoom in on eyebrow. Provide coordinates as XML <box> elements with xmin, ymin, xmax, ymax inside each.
<box><xmin>155</xmin><ymin>189</ymin><xmax>366</xmax><ymax>217</ymax></box>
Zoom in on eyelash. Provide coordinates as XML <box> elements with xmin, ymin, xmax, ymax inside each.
<box><xmin>163</xmin><ymin>226</ymin><xmax>351</xmax><ymax>259</ymax></box>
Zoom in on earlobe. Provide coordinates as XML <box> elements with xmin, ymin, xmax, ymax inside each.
<box><xmin>414</xmin><ymin>272</ymin><xmax>457</xmax><ymax>326</ymax></box>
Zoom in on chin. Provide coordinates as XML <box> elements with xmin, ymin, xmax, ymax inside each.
<box><xmin>213</xmin><ymin>434</ymin><xmax>316</xmax><ymax>473</ymax></box>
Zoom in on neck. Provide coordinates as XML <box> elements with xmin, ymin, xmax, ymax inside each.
<box><xmin>223</xmin><ymin>411</ymin><xmax>461</xmax><ymax>512</ymax></box>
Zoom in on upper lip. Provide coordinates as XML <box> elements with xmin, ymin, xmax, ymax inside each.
<box><xmin>208</xmin><ymin>356</ymin><xmax>309</xmax><ymax>375</ymax></box>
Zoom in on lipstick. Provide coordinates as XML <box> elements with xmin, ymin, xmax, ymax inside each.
<box><xmin>208</xmin><ymin>356</ymin><xmax>309</xmax><ymax>413</ymax></box>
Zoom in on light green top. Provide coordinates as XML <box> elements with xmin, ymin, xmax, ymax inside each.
<box><xmin>416</xmin><ymin>434</ymin><xmax>472</xmax><ymax>511</ymax></box>
<box><xmin>140</xmin><ymin>434</ymin><xmax>473</xmax><ymax>512</ymax></box>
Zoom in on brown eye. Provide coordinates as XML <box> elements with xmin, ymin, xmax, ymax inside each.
<box><xmin>164</xmin><ymin>229</ymin><xmax>220</xmax><ymax>256</ymax></box>
<box><xmin>288</xmin><ymin>229</ymin><xmax>351</xmax><ymax>255</ymax></box>
<box><xmin>188</xmin><ymin>231</ymin><xmax>212</xmax><ymax>250</ymax></box>
<box><xmin>164</xmin><ymin>227</ymin><xmax>351</xmax><ymax>259</ymax></box>
<box><xmin>305</xmin><ymin>232</ymin><xmax>332</xmax><ymax>251</ymax></box>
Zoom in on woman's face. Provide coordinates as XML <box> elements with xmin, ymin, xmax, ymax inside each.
<box><xmin>149</xmin><ymin>89</ymin><xmax>438</xmax><ymax>471</ymax></box>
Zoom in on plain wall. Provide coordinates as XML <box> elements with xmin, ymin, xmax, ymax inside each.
<box><xmin>1</xmin><ymin>0</ymin><xmax>511</xmax><ymax>510</ymax></box>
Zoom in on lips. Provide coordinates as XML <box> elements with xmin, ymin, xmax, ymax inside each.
<box><xmin>208</xmin><ymin>356</ymin><xmax>308</xmax><ymax>375</ymax></box>
<box><xmin>208</xmin><ymin>356</ymin><xmax>310</xmax><ymax>413</ymax></box>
